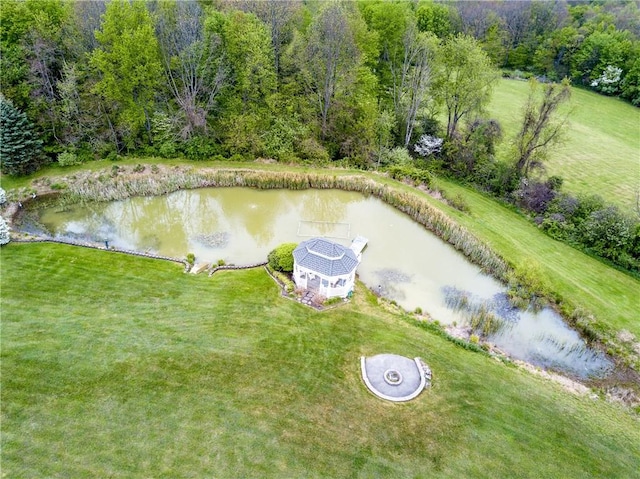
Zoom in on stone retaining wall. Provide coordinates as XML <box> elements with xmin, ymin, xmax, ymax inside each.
<box><xmin>208</xmin><ymin>262</ymin><xmax>267</xmax><ymax>276</ymax></box>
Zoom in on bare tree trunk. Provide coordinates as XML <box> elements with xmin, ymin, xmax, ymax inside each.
<box><xmin>304</xmin><ymin>4</ymin><xmax>357</xmax><ymax>140</ymax></box>
<box><xmin>514</xmin><ymin>79</ymin><xmax>571</xmax><ymax>178</ymax></box>
<box><xmin>156</xmin><ymin>1</ymin><xmax>226</xmax><ymax>139</ymax></box>
<box><xmin>389</xmin><ymin>24</ymin><xmax>436</xmax><ymax>148</ymax></box>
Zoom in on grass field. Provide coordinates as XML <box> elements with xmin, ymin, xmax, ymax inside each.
<box><xmin>430</xmin><ymin>177</ymin><xmax>640</xmax><ymax>343</ymax></box>
<box><xmin>1</xmin><ymin>243</ymin><xmax>639</xmax><ymax>478</ymax></box>
<box><xmin>488</xmin><ymin>78</ymin><xmax>640</xmax><ymax>211</ymax></box>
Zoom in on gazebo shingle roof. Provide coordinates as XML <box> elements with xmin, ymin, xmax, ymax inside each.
<box><xmin>293</xmin><ymin>238</ymin><xmax>359</xmax><ymax>277</ymax></box>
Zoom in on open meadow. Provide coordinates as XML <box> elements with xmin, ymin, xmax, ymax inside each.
<box><xmin>488</xmin><ymin>78</ymin><xmax>640</xmax><ymax>212</ymax></box>
<box><xmin>1</xmin><ymin>243</ymin><xmax>639</xmax><ymax>478</ymax></box>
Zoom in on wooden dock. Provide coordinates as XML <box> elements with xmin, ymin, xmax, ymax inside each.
<box><xmin>350</xmin><ymin>235</ymin><xmax>368</xmax><ymax>256</ymax></box>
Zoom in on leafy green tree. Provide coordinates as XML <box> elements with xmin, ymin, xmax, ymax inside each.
<box><xmin>90</xmin><ymin>0</ymin><xmax>162</xmax><ymax>149</ymax></box>
<box><xmin>416</xmin><ymin>2</ymin><xmax>453</xmax><ymax>38</ymax></box>
<box><xmin>533</xmin><ymin>26</ymin><xmax>582</xmax><ymax>81</ymax></box>
<box><xmin>228</xmin><ymin>0</ymin><xmax>301</xmax><ymax>81</ymax></box>
<box><xmin>432</xmin><ymin>34</ymin><xmax>499</xmax><ymax>140</ymax></box>
<box><xmin>358</xmin><ymin>1</ymin><xmax>410</xmax><ymax>111</ymax></box>
<box><xmin>621</xmin><ymin>51</ymin><xmax>640</xmax><ymax>106</ymax></box>
<box><xmin>0</xmin><ymin>95</ymin><xmax>43</xmax><ymax>176</ymax></box>
<box><xmin>218</xmin><ymin>10</ymin><xmax>276</xmax><ymax>110</ymax></box>
<box><xmin>571</xmin><ymin>29</ymin><xmax>633</xmax><ymax>86</ymax></box>
<box><xmin>512</xmin><ymin>78</ymin><xmax>571</xmax><ymax>179</ymax></box>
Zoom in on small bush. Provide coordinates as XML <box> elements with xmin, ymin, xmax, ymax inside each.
<box><xmin>133</xmin><ymin>164</ymin><xmax>145</xmax><ymax>173</ymax></box>
<box><xmin>186</xmin><ymin>253</ymin><xmax>195</xmax><ymax>265</ymax></box>
<box><xmin>50</xmin><ymin>182</ymin><xmax>67</xmax><ymax>190</ymax></box>
<box><xmin>470</xmin><ymin>334</ymin><xmax>480</xmax><ymax>344</ymax></box>
<box><xmin>442</xmin><ymin>192</ymin><xmax>470</xmax><ymax>213</ymax></box>
<box><xmin>266</xmin><ymin>265</ymin><xmax>295</xmax><ymax>293</ymax></box>
<box><xmin>57</xmin><ymin>151</ymin><xmax>83</xmax><ymax>167</ymax></box>
<box><xmin>106</xmin><ymin>151</ymin><xmax>121</xmax><ymax>162</ymax></box>
<box><xmin>268</xmin><ymin>243</ymin><xmax>297</xmax><ymax>273</ymax></box>
<box><xmin>325</xmin><ymin>297</ymin><xmax>343</xmax><ymax>306</ymax></box>
<box><xmin>386</xmin><ymin>164</ymin><xmax>433</xmax><ymax>187</ymax></box>
<box><xmin>181</xmin><ymin>136</ymin><xmax>220</xmax><ymax>161</ymax></box>
<box><xmin>217</xmin><ymin>259</ymin><xmax>225</xmax><ymax>266</ymax></box>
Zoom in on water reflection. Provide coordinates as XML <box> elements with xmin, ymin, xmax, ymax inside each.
<box><xmin>33</xmin><ymin>187</ymin><xmax>611</xmax><ymax>378</ymax></box>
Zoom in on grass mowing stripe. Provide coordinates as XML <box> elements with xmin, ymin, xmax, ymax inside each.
<box><xmin>488</xmin><ymin>78</ymin><xmax>640</xmax><ymax>211</ymax></box>
<box><xmin>1</xmin><ymin>243</ymin><xmax>639</xmax><ymax>478</ymax></box>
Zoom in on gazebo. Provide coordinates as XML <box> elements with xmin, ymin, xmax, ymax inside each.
<box><xmin>292</xmin><ymin>237</ymin><xmax>361</xmax><ymax>299</ymax></box>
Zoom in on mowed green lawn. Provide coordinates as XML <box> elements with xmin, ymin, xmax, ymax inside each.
<box><xmin>2</xmin><ymin>243</ymin><xmax>639</xmax><ymax>478</ymax></box>
<box><xmin>489</xmin><ymin>79</ymin><xmax>640</xmax><ymax>211</ymax></box>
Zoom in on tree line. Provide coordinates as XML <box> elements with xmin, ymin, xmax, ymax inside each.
<box><xmin>1</xmin><ymin>0</ymin><xmax>638</xmax><ymax>272</ymax></box>
<box><xmin>2</xmin><ymin>0</ymin><xmax>638</xmax><ymax>166</ymax></box>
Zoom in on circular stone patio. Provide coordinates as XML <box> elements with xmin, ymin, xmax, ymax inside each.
<box><xmin>361</xmin><ymin>354</ymin><xmax>431</xmax><ymax>402</ymax></box>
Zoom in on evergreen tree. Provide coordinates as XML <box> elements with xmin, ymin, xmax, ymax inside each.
<box><xmin>0</xmin><ymin>95</ymin><xmax>43</xmax><ymax>176</ymax></box>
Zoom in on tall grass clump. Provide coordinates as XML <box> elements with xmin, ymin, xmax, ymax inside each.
<box><xmin>444</xmin><ymin>286</ymin><xmax>514</xmax><ymax>337</ymax></box>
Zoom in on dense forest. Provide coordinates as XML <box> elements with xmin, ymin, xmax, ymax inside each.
<box><xmin>1</xmin><ymin>0</ymin><xmax>639</xmax><ymax>271</ymax></box>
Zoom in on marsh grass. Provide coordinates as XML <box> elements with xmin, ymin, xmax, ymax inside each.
<box><xmin>56</xmin><ymin>167</ymin><xmax>509</xmax><ymax>279</ymax></box>
<box><xmin>443</xmin><ymin>287</ymin><xmax>514</xmax><ymax>337</ymax></box>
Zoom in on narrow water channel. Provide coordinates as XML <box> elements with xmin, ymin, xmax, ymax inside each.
<box><xmin>29</xmin><ymin>187</ymin><xmax>612</xmax><ymax>378</ymax></box>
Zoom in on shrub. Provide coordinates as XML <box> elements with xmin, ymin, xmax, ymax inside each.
<box><xmin>514</xmin><ymin>179</ymin><xmax>557</xmax><ymax>214</ymax></box>
<box><xmin>57</xmin><ymin>151</ymin><xmax>83</xmax><ymax>167</ymax></box>
<box><xmin>106</xmin><ymin>151</ymin><xmax>121</xmax><ymax>162</ymax></box>
<box><xmin>0</xmin><ymin>216</ymin><xmax>10</xmax><ymax>245</ymax></box>
<box><xmin>186</xmin><ymin>253</ymin><xmax>195</xmax><ymax>265</ymax></box>
<box><xmin>268</xmin><ymin>243</ymin><xmax>297</xmax><ymax>273</ymax></box>
<box><xmin>580</xmin><ymin>206</ymin><xmax>636</xmax><ymax>262</ymax></box>
<box><xmin>386</xmin><ymin>164</ymin><xmax>433</xmax><ymax>187</ymax></box>
<box><xmin>0</xmin><ymin>187</ymin><xmax>6</xmax><ymax>205</ymax></box>
<box><xmin>133</xmin><ymin>164</ymin><xmax>145</xmax><ymax>173</ymax></box>
<box><xmin>296</xmin><ymin>137</ymin><xmax>330</xmax><ymax>163</ymax></box>
<box><xmin>181</xmin><ymin>136</ymin><xmax>220</xmax><ymax>161</ymax></box>
<box><xmin>228</xmin><ymin>153</ymin><xmax>246</xmax><ymax>163</ymax></box>
<box><xmin>383</xmin><ymin>147</ymin><xmax>413</xmax><ymax>166</ymax></box>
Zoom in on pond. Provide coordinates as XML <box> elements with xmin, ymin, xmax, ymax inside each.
<box><xmin>27</xmin><ymin>187</ymin><xmax>612</xmax><ymax>378</ymax></box>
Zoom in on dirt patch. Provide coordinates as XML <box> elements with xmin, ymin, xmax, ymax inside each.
<box><xmin>514</xmin><ymin>360</ymin><xmax>592</xmax><ymax>396</ymax></box>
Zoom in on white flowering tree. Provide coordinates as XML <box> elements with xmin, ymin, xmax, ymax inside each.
<box><xmin>0</xmin><ymin>187</ymin><xmax>6</xmax><ymax>205</ymax></box>
<box><xmin>0</xmin><ymin>216</ymin><xmax>10</xmax><ymax>245</ymax></box>
<box><xmin>591</xmin><ymin>65</ymin><xmax>623</xmax><ymax>95</ymax></box>
<box><xmin>414</xmin><ymin>134</ymin><xmax>443</xmax><ymax>157</ymax></box>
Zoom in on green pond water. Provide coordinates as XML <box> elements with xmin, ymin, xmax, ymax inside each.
<box><xmin>31</xmin><ymin>187</ymin><xmax>612</xmax><ymax>378</ymax></box>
